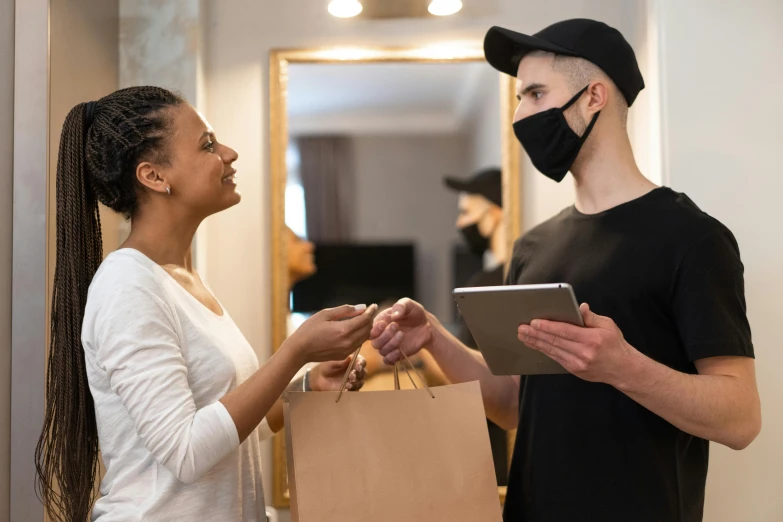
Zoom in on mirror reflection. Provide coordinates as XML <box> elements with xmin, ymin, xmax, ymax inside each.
<box><xmin>283</xmin><ymin>61</ymin><xmax>510</xmax><ymax>486</ymax></box>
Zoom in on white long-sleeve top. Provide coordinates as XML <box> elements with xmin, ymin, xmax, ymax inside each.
<box><xmin>82</xmin><ymin>249</ymin><xmax>267</xmax><ymax>521</ymax></box>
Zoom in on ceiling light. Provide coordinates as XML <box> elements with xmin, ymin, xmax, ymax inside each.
<box><xmin>428</xmin><ymin>0</ymin><xmax>463</xmax><ymax>16</ymax></box>
<box><xmin>328</xmin><ymin>0</ymin><xmax>363</xmax><ymax>18</ymax></box>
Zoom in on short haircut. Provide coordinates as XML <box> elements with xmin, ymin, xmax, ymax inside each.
<box><xmin>519</xmin><ymin>50</ymin><xmax>628</xmax><ymax>127</ymax></box>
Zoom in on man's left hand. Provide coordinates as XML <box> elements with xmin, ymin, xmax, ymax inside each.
<box><xmin>517</xmin><ymin>303</ymin><xmax>640</xmax><ymax>386</ymax></box>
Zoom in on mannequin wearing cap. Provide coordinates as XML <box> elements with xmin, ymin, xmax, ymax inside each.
<box><xmin>372</xmin><ymin>18</ymin><xmax>759</xmax><ymax>522</ymax></box>
<box><xmin>446</xmin><ymin>168</ymin><xmax>510</xmax><ymax>486</ymax></box>
<box><xmin>444</xmin><ymin>168</ymin><xmax>507</xmax><ymax>343</ymax></box>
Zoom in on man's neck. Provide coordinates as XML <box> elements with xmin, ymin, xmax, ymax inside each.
<box><xmin>570</xmin><ymin>131</ymin><xmax>658</xmax><ymax>215</ymax></box>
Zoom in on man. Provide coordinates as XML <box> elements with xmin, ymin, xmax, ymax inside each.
<box><xmin>371</xmin><ymin>19</ymin><xmax>760</xmax><ymax>522</ymax></box>
<box><xmin>445</xmin><ymin>167</ymin><xmax>509</xmax><ymax>484</ymax></box>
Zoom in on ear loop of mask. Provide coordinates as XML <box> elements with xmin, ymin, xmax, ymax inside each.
<box><xmin>561</xmin><ymin>85</ymin><xmax>601</xmax><ymax>143</ymax></box>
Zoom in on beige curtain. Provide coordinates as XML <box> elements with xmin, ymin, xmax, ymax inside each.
<box><xmin>297</xmin><ymin>136</ymin><xmax>355</xmax><ymax>242</ymax></box>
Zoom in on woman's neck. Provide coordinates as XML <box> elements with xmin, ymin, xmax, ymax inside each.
<box><xmin>121</xmin><ymin>207</ymin><xmax>200</xmax><ymax>270</ymax></box>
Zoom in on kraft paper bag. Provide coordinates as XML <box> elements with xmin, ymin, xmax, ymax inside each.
<box><xmin>283</xmin><ymin>378</ymin><xmax>503</xmax><ymax>522</ymax></box>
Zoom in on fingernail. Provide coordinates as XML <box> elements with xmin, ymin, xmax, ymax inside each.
<box><xmin>394</xmin><ymin>332</ymin><xmax>404</xmax><ymax>341</ymax></box>
<box><xmin>530</xmin><ymin>320</ymin><xmax>540</xmax><ymax>329</ymax></box>
<box><xmin>354</xmin><ymin>304</ymin><xmax>367</xmax><ymax>312</ymax></box>
<box><xmin>390</xmin><ymin>323</ymin><xmax>398</xmax><ymax>332</ymax></box>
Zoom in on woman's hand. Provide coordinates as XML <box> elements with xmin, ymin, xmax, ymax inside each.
<box><xmin>286</xmin><ymin>304</ymin><xmax>379</xmax><ymax>365</ymax></box>
<box><xmin>310</xmin><ymin>355</ymin><xmax>367</xmax><ymax>391</ymax></box>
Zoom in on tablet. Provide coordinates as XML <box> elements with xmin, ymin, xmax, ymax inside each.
<box><xmin>453</xmin><ymin>283</ymin><xmax>584</xmax><ymax>376</ymax></box>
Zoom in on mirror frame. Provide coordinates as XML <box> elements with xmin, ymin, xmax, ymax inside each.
<box><xmin>269</xmin><ymin>45</ymin><xmax>523</xmax><ymax>509</ymax></box>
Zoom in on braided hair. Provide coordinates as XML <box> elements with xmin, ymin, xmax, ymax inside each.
<box><xmin>35</xmin><ymin>86</ymin><xmax>184</xmax><ymax>521</ymax></box>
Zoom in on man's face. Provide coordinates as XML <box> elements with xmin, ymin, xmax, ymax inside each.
<box><xmin>513</xmin><ymin>53</ymin><xmax>586</xmax><ymax>136</ymax></box>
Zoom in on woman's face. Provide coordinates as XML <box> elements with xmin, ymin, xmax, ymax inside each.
<box><xmin>287</xmin><ymin>228</ymin><xmax>317</xmax><ymax>283</ymax></box>
<box><xmin>142</xmin><ymin>103</ymin><xmax>241</xmax><ymax>218</ymax></box>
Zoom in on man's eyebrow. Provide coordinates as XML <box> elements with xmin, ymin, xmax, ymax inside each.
<box><xmin>518</xmin><ymin>82</ymin><xmax>547</xmax><ymax>96</ymax></box>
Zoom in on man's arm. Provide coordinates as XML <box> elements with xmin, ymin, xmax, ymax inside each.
<box><xmin>372</xmin><ymin>299</ymin><xmax>521</xmax><ymax>430</ymax></box>
<box><xmin>619</xmin><ymin>354</ymin><xmax>760</xmax><ymax>450</ymax></box>
<box><xmin>519</xmin><ymin>304</ymin><xmax>761</xmax><ymax>450</ymax></box>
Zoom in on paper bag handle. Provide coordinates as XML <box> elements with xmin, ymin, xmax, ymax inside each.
<box><xmin>335</xmin><ymin>347</ymin><xmax>435</xmax><ymax>402</ymax></box>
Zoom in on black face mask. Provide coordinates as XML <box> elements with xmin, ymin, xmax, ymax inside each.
<box><xmin>460</xmin><ymin>221</ymin><xmax>490</xmax><ymax>257</ymax></box>
<box><xmin>513</xmin><ymin>85</ymin><xmax>600</xmax><ymax>183</ymax></box>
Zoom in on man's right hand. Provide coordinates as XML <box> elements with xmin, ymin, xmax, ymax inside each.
<box><xmin>370</xmin><ymin>298</ymin><xmax>434</xmax><ymax>365</ymax></box>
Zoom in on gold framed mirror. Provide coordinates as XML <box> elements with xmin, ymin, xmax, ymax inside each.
<box><xmin>269</xmin><ymin>45</ymin><xmax>522</xmax><ymax>509</ymax></box>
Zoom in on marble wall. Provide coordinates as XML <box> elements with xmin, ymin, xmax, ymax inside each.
<box><xmin>118</xmin><ymin>0</ymin><xmax>210</xmax><ymax>270</ymax></box>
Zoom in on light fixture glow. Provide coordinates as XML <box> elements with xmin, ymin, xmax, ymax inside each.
<box><xmin>409</xmin><ymin>42</ymin><xmax>483</xmax><ymax>60</ymax></box>
<box><xmin>312</xmin><ymin>47</ymin><xmax>384</xmax><ymax>61</ymax></box>
<box><xmin>428</xmin><ymin>0</ymin><xmax>463</xmax><ymax>16</ymax></box>
<box><xmin>328</xmin><ymin>0</ymin><xmax>363</xmax><ymax>18</ymax></box>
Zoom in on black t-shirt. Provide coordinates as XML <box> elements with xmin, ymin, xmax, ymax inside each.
<box><xmin>502</xmin><ymin>187</ymin><xmax>753</xmax><ymax>522</ymax></box>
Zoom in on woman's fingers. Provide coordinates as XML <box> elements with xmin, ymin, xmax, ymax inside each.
<box><xmin>341</xmin><ymin>304</ymin><xmax>378</xmax><ymax>332</ymax></box>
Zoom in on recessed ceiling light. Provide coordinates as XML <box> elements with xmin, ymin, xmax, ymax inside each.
<box><xmin>328</xmin><ymin>0</ymin><xmax>363</xmax><ymax>18</ymax></box>
<box><xmin>428</xmin><ymin>0</ymin><xmax>463</xmax><ymax>16</ymax></box>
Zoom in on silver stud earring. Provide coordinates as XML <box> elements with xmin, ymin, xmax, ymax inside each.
<box><xmin>165</xmin><ymin>186</ymin><xmax>171</xmax><ymax>195</ymax></box>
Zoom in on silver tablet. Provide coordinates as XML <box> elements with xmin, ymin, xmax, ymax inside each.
<box><xmin>453</xmin><ymin>283</ymin><xmax>584</xmax><ymax>376</ymax></box>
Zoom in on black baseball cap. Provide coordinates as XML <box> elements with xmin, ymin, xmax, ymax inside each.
<box><xmin>484</xmin><ymin>19</ymin><xmax>645</xmax><ymax>106</ymax></box>
<box><xmin>444</xmin><ymin>168</ymin><xmax>502</xmax><ymax>208</ymax></box>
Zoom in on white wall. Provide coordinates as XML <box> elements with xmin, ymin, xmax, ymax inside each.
<box><xmin>0</xmin><ymin>0</ymin><xmax>14</xmax><ymax>518</ymax></box>
<box><xmin>654</xmin><ymin>0</ymin><xmax>783</xmax><ymax>520</ymax></box>
<box><xmin>201</xmin><ymin>0</ymin><xmax>640</xmax><ymax>509</ymax></box>
<box><xmin>350</xmin><ymin>134</ymin><xmax>467</xmax><ymax>320</ymax></box>
<box><xmin>465</xmin><ymin>67</ymin><xmax>502</xmax><ymax>172</ymax></box>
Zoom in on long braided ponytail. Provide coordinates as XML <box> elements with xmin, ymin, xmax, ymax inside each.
<box><xmin>35</xmin><ymin>86</ymin><xmax>184</xmax><ymax>521</ymax></box>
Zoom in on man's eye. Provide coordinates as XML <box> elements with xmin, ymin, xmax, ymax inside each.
<box><xmin>205</xmin><ymin>141</ymin><xmax>215</xmax><ymax>152</ymax></box>
<box><xmin>532</xmin><ymin>91</ymin><xmax>543</xmax><ymax>100</ymax></box>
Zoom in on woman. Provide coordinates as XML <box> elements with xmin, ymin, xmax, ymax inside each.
<box><xmin>35</xmin><ymin>86</ymin><xmax>377</xmax><ymax>522</ymax></box>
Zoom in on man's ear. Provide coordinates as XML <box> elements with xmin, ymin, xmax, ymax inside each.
<box><xmin>585</xmin><ymin>81</ymin><xmax>609</xmax><ymax>116</ymax></box>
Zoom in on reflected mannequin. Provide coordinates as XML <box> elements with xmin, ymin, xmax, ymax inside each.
<box><xmin>445</xmin><ymin>167</ymin><xmax>509</xmax><ymax>486</ymax></box>
<box><xmin>287</xmin><ymin>226</ymin><xmax>317</xmax><ymax>290</ymax></box>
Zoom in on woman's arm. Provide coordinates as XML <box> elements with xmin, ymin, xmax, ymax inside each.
<box><xmin>97</xmin><ymin>282</ymin><xmax>375</xmax><ymax>483</ymax></box>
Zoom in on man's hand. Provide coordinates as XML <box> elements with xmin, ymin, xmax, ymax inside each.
<box><xmin>517</xmin><ymin>303</ymin><xmax>639</xmax><ymax>386</ymax></box>
<box><xmin>309</xmin><ymin>355</ymin><xmax>367</xmax><ymax>392</ymax></box>
<box><xmin>370</xmin><ymin>299</ymin><xmax>434</xmax><ymax>365</ymax></box>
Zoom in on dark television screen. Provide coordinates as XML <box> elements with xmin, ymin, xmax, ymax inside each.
<box><xmin>291</xmin><ymin>243</ymin><xmax>416</xmax><ymax>312</ymax></box>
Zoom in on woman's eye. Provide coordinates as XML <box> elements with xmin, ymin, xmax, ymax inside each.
<box><xmin>205</xmin><ymin>141</ymin><xmax>215</xmax><ymax>152</ymax></box>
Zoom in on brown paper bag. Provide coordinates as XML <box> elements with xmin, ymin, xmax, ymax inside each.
<box><xmin>283</xmin><ymin>361</ymin><xmax>503</xmax><ymax>522</ymax></box>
